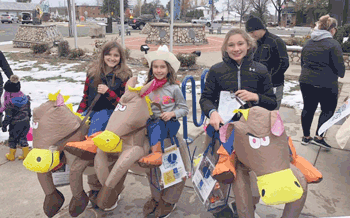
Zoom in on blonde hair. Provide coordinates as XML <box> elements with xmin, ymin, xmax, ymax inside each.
<box><xmin>88</xmin><ymin>41</ymin><xmax>132</xmax><ymax>87</ymax></box>
<box><xmin>221</xmin><ymin>28</ymin><xmax>257</xmax><ymax>58</ymax></box>
<box><xmin>145</xmin><ymin>61</ymin><xmax>177</xmax><ymax>85</ymax></box>
<box><xmin>316</xmin><ymin>14</ymin><xmax>338</xmax><ymax>31</ymax></box>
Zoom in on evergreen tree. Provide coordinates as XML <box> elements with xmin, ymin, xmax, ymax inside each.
<box><xmin>101</xmin><ymin>0</ymin><xmax>129</xmax><ymax>17</ymax></box>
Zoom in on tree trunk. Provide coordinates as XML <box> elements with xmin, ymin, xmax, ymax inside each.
<box><xmin>343</xmin><ymin>0</ymin><xmax>349</xmax><ymax>26</ymax></box>
<box><xmin>67</xmin><ymin>0</ymin><xmax>73</xmax><ymax>37</ymax></box>
<box><xmin>278</xmin><ymin>9</ymin><xmax>281</xmax><ymax>26</ymax></box>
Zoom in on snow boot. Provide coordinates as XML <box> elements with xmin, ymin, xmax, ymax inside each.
<box><xmin>18</xmin><ymin>147</ymin><xmax>30</xmax><ymax>160</ymax></box>
<box><xmin>6</xmin><ymin>148</ymin><xmax>16</xmax><ymax>161</ymax></box>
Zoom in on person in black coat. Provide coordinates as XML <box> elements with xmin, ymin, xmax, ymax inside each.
<box><xmin>299</xmin><ymin>14</ymin><xmax>345</xmax><ymax>149</ymax></box>
<box><xmin>200</xmin><ymin>28</ymin><xmax>277</xmax><ymax>130</ymax></box>
<box><xmin>245</xmin><ymin>16</ymin><xmax>289</xmax><ymax>110</ymax></box>
<box><xmin>199</xmin><ymin>28</ymin><xmax>277</xmax><ymax>217</ymax></box>
<box><xmin>0</xmin><ymin>51</ymin><xmax>14</xmax><ymax>126</ymax></box>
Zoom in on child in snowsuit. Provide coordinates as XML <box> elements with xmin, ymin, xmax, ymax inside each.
<box><xmin>1</xmin><ymin>75</ymin><xmax>31</xmax><ymax>161</ymax></box>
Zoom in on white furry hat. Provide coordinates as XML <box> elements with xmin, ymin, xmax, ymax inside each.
<box><xmin>145</xmin><ymin>45</ymin><xmax>181</xmax><ymax>72</ymax></box>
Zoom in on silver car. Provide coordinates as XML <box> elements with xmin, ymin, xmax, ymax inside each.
<box><xmin>1</xmin><ymin>14</ymin><xmax>19</xmax><ymax>23</ymax></box>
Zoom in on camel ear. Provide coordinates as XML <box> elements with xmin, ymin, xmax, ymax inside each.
<box><xmin>219</xmin><ymin>123</ymin><xmax>235</xmax><ymax>143</ymax></box>
<box><xmin>56</xmin><ymin>94</ymin><xmax>65</xmax><ymax>107</ymax></box>
<box><xmin>271</xmin><ymin>111</ymin><xmax>284</xmax><ymax>136</ymax></box>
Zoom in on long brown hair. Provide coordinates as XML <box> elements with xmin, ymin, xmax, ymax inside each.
<box><xmin>221</xmin><ymin>28</ymin><xmax>257</xmax><ymax>58</ymax></box>
<box><xmin>88</xmin><ymin>41</ymin><xmax>132</xmax><ymax>87</ymax></box>
<box><xmin>145</xmin><ymin>61</ymin><xmax>176</xmax><ymax>85</ymax></box>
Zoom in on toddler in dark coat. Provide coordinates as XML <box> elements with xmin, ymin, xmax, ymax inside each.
<box><xmin>1</xmin><ymin>75</ymin><xmax>31</xmax><ymax>161</ymax></box>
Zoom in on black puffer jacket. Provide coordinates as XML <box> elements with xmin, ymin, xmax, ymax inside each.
<box><xmin>253</xmin><ymin>31</ymin><xmax>289</xmax><ymax>87</ymax></box>
<box><xmin>200</xmin><ymin>53</ymin><xmax>277</xmax><ymax>118</ymax></box>
<box><xmin>300</xmin><ymin>29</ymin><xmax>345</xmax><ymax>88</ymax></box>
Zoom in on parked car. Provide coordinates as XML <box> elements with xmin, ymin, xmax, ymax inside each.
<box><xmin>191</xmin><ymin>17</ymin><xmax>211</xmax><ymax>27</ymax></box>
<box><xmin>1</xmin><ymin>14</ymin><xmax>19</xmax><ymax>23</ymax></box>
<box><xmin>21</xmin><ymin>12</ymin><xmax>33</xmax><ymax>24</ymax></box>
<box><xmin>128</xmin><ymin>14</ymin><xmax>155</xmax><ymax>30</ymax></box>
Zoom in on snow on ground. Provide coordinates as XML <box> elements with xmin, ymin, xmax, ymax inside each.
<box><xmin>0</xmin><ymin>52</ymin><xmax>308</xmax><ymax>143</ymax></box>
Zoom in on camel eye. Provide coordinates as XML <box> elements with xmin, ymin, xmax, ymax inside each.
<box><xmin>249</xmin><ymin>136</ymin><xmax>261</xmax><ymax>149</ymax></box>
<box><xmin>119</xmin><ymin>105</ymin><xmax>126</xmax><ymax>111</ymax></box>
<box><xmin>260</xmin><ymin>136</ymin><xmax>270</xmax><ymax>146</ymax></box>
<box><xmin>32</xmin><ymin>121</ymin><xmax>39</xmax><ymax>129</ymax></box>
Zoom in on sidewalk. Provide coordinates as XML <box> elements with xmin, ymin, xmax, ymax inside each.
<box><xmin>0</xmin><ymin>34</ymin><xmax>350</xmax><ymax>217</ymax></box>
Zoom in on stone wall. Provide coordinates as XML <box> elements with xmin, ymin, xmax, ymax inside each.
<box><xmin>145</xmin><ymin>23</ymin><xmax>208</xmax><ymax>45</ymax></box>
<box><xmin>13</xmin><ymin>25</ymin><xmax>64</xmax><ymax>48</ymax></box>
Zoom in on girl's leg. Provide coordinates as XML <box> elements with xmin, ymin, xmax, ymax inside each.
<box><xmin>6</xmin><ymin>126</ymin><xmax>17</xmax><ymax>161</ymax></box>
<box><xmin>139</xmin><ymin>119</ymin><xmax>166</xmax><ymax>167</ymax></box>
<box><xmin>18</xmin><ymin>122</ymin><xmax>30</xmax><ymax>160</ymax></box>
<box><xmin>300</xmin><ymin>83</ymin><xmax>320</xmax><ymax>137</ymax></box>
<box><xmin>316</xmin><ymin>86</ymin><xmax>338</xmax><ymax>137</ymax></box>
<box><xmin>88</xmin><ymin>109</ymin><xmax>114</xmax><ymax>136</ymax></box>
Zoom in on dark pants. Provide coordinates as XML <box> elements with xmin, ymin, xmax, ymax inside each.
<box><xmin>8</xmin><ymin>120</ymin><xmax>30</xmax><ymax>149</ymax></box>
<box><xmin>300</xmin><ymin>83</ymin><xmax>338</xmax><ymax>137</ymax></box>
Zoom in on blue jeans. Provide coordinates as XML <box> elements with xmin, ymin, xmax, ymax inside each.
<box><xmin>88</xmin><ymin>109</ymin><xmax>114</xmax><ymax>136</ymax></box>
<box><xmin>147</xmin><ymin>118</ymin><xmax>180</xmax><ymax>151</ymax></box>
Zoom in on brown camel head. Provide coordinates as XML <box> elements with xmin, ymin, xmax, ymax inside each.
<box><xmin>92</xmin><ymin>77</ymin><xmax>152</xmax><ymax>152</ymax></box>
<box><xmin>225</xmin><ymin>106</ymin><xmax>304</xmax><ymax>205</ymax></box>
<box><xmin>23</xmin><ymin>92</ymin><xmax>84</xmax><ymax>173</ymax></box>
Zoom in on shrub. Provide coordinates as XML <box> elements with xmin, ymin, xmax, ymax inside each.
<box><xmin>124</xmin><ymin>47</ymin><xmax>131</xmax><ymax>59</ymax></box>
<box><xmin>342</xmin><ymin>41</ymin><xmax>350</xmax><ymax>53</ymax></box>
<box><xmin>58</xmin><ymin>40</ymin><xmax>70</xmax><ymax>57</ymax></box>
<box><xmin>68</xmin><ymin>48</ymin><xmax>85</xmax><ymax>59</ymax></box>
<box><xmin>176</xmin><ymin>53</ymin><xmax>196</xmax><ymax>67</ymax></box>
<box><xmin>31</xmin><ymin>43</ymin><xmax>49</xmax><ymax>54</ymax></box>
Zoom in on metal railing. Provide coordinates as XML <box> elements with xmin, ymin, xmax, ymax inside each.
<box><xmin>181</xmin><ymin>69</ymin><xmax>209</xmax><ymax>144</ymax></box>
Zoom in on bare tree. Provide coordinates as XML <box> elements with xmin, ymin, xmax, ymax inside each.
<box><xmin>270</xmin><ymin>0</ymin><xmax>286</xmax><ymax>25</ymax></box>
<box><xmin>96</xmin><ymin>0</ymin><xmax>103</xmax><ymax>6</ymax></box>
<box><xmin>293</xmin><ymin>0</ymin><xmax>308</xmax><ymax>25</ymax></box>
<box><xmin>232</xmin><ymin>0</ymin><xmax>250</xmax><ymax>28</ymax></box>
<box><xmin>133</xmin><ymin>0</ymin><xmax>142</xmax><ymax>16</ymax></box>
<box><xmin>250</xmin><ymin>0</ymin><xmax>270</xmax><ymax>23</ymax></box>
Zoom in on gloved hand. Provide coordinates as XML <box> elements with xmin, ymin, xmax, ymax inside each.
<box><xmin>2</xmin><ymin>126</ymin><xmax>7</xmax><ymax>132</ymax></box>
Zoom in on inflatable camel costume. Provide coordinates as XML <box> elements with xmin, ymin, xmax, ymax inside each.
<box><xmin>206</xmin><ymin>107</ymin><xmax>322</xmax><ymax>217</ymax></box>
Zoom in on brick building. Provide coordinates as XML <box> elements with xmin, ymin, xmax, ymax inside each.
<box><xmin>49</xmin><ymin>5</ymin><xmax>107</xmax><ymax>20</ymax></box>
<box><xmin>76</xmin><ymin>5</ymin><xmax>107</xmax><ymax>19</ymax></box>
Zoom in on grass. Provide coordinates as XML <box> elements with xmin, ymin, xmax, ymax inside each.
<box><xmin>21</xmin><ymin>75</ymin><xmax>81</xmax><ymax>83</ymax></box>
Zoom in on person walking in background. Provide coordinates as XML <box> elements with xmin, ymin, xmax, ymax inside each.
<box><xmin>299</xmin><ymin>14</ymin><xmax>345</xmax><ymax>149</ymax></box>
<box><xmin>1</xmin><ymin>75</ymin><xmax>31</xmax><ymax>161</ymax></box>
<box><xmin>0</xmin><ymin>51</ymin><xmax>14</xmax><ymax>126</ymax></box>
<box><xmin>246</xmin><ymin>16</ymin><xmax>289</xmax><ymax>110</ymax></box>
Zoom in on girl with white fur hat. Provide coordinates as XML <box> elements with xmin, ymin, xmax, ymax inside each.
<box><xmin>137</xmin><ymin>45</ymin><xmax>189</xmax><ymax>217</ymax></box>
